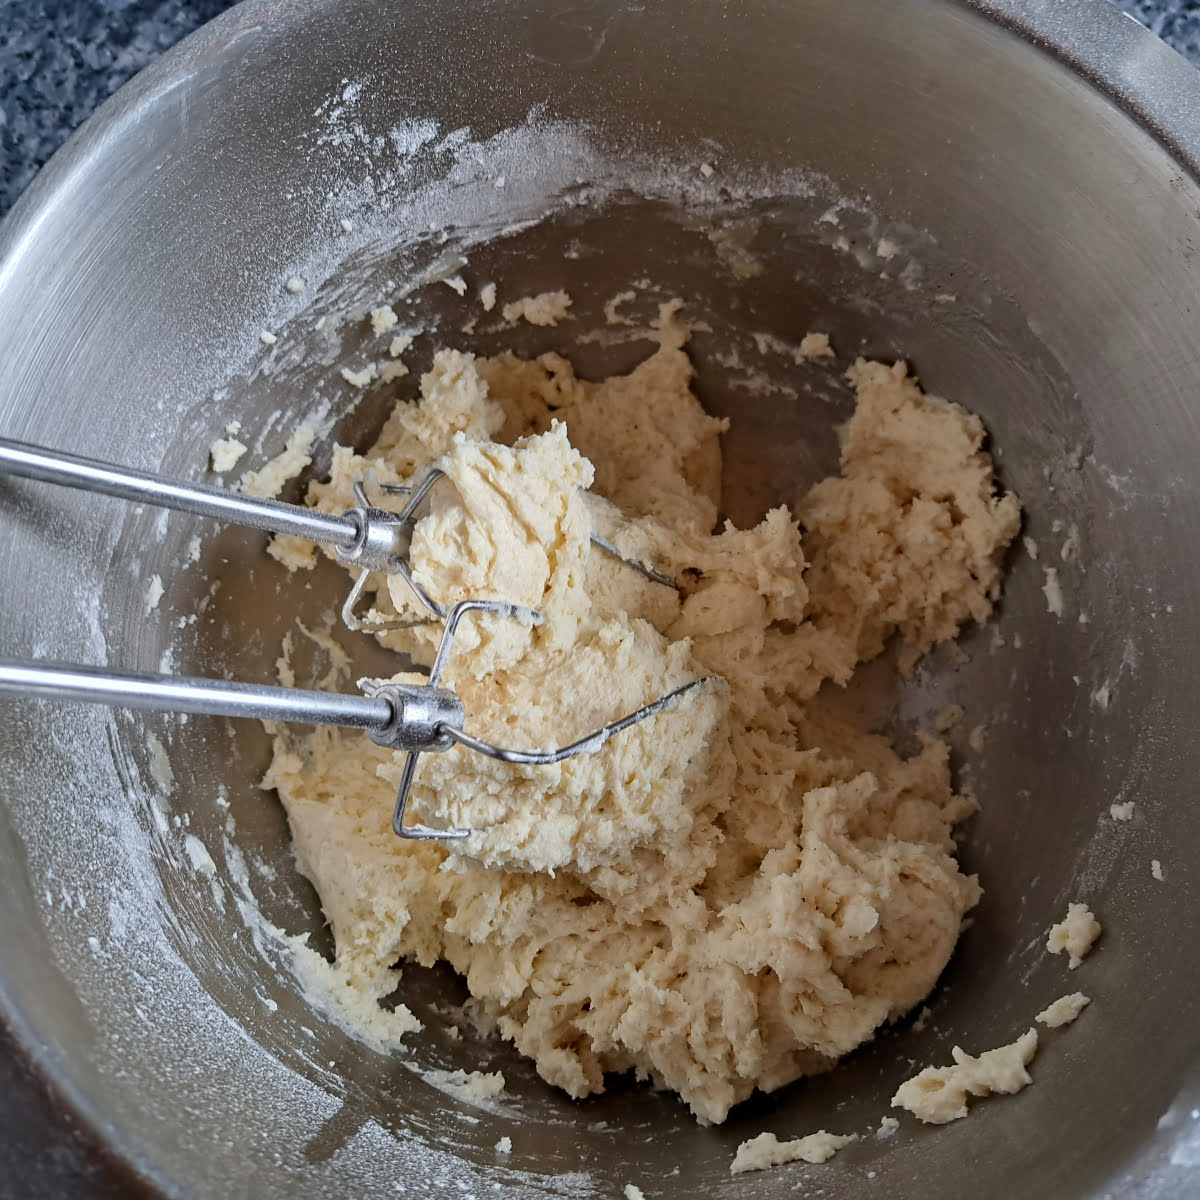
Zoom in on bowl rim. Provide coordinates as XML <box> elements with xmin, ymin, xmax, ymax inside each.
<box><xmin>0</xmin><ymin>0</ymin><xmax>1197</xmax><ymax>1195</ymax></box>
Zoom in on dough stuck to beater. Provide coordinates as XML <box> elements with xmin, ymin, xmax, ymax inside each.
<box><xmin>265</xmin><ymin>303</ymin><xmax>1020</xmax><ymax>1125</ymax></box>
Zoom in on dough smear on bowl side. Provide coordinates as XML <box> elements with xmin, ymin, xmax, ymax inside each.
<box><xmin>262</xmin><ymin>301</ymin><xmax>1021</xmax><ymax>1125</ymax></box>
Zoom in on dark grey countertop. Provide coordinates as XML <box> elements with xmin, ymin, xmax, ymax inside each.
<box><xmin>0</xmin><ymin>1</ymin><xmax>1198</xmax><ymax>1196</ymax></box>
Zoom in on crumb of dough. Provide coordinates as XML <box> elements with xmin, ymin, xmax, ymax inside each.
<box><xmin>339</xmin><ymin>217</ymin><xmax>353</xmax><ymax>232</ymax></box>
<box><xmin>185</xmin><ymin>535</ymin><xmax>202</xmax><ymax>565</ymax></box>
<box><xmin>423</xmin><ymin>1067</ymin><xmax>505</xmax><ymax>1103</ymax></box>
<box><xmin>798</xmin><ymin>331</ymin><xmax>834</xmax><ymax>359</ymax></box>
<box><xmin>389</xmin><ymin>332</ymin><xmax>414</xmax><ymax>358</ymax></box>
<box><xmin>1023</xmin><ymin>536</ymin><xmax>1039</xmax><ymax>560</ymax></box>
<box><xmin>876</xmin><ymin>1115</ymin><xmax>899</xmax><ymax>1138</ymax></box>
<box><xmin>260</xmin><ymin>329</ymin><xmax>277</xmax><ymax>346</ymax></box>
<box><xmin>1110</xmin><ymin>802</ymin><xmax>1134</xmax><ymax>821</ymax></box>
<box><xmin>968</xmin><ymin>724</ymin><xmax>986</xmax><ymax>753</ymax></box>
<box><xmin>934</xmin><ymin>704</ymin><xmax>965</xmax><ymax>733</ymax></box>
<box><xmin>266</xmin><ymin>305</ymin><xmax>1019</xmax><ymax>1125</ymax></box>
<box><xmin>285</xmin><ymin>275</ymin><xmax>305</xmax><ymax>293</ymax></box>
<box><xmin>623</xmin><ymin>1186</ymin><xmax>645</xmax><ymax>1200</ymax></box>
<box><xmin>1152</xmin><ymin>859</ymin><xmax>1165</xmax><ymax>881</ymax></box>
<box><xmin>210</xmin><ymin>437</ymin><xmax>247</xmax><ymax>473</ymax></box>
<box><xmin>443</xmin><ymin>275</ymin><xmax>468</xmax><ymax>295</ymax></box>
<box><xmin>144</xmin><ymin>573</ymin><xmax>164</xmax><ymax>614</ymax></box>
<box><xmin>1042</xmin><ymin>566</ymin><xmax>1064</xmax><ymax>617</ymax></box>
<box><xmin>891</xmin><ymin>1029</ymin><xmax>1038</xmax><ymax>1124</ymax></box>
<box><xmin>341</xmin><ymin>363</ymin><xmax>378</xmax><ymax>388</ymax></box>
<box><xmin>730</xmin><ymin>1131</ymin><xmax>855</xmax><ymax>1175</ymax></box>
<box><xmin>1093</xmin><ymin>682</ymin><xmax>1112</xmax><ymax>710</ymax></box>
<box><xmin>699</xmin><ymin>161</ymin><xmax>715</xmax><ymax>178</ymax></box>
<box><xmin>379</xmin><ymin>361</ymin><xmax>409</xmax><ymax>383</ymax></box>
<box><xmin>494</xmin><ymin>1136</ymin><xmax>512</xmax><ymax>1154</ymax></box>
<box><xmin>370</xmin><ymin>306</ymin><xmax>399</xmax><ymax>334</ymax></box>
<box><xmin>1036</xmin><ymin>992</ymin><xmax>1090</xmax><ymax>1028</ymax></box>
<box><xmin>876</xmin><ymin>238</ymin><xmax>899</xmax><ymax>260</ymax></box>
<box><xmin>1047</xmin><ymin>903</ymin><xmax>1101</xmax><ymax>968</ymax></box>
<box><xmin>240</xmin><ymin>425</ymin><xmax>316</xmax><ymax>499</ymax></box>
<box><xmin>502</xmin><ymin>290</ymin><xmax>573</xmax><ymax>326</ymax></box>
<box><xmin>479</xmin><ymin>282</ymin><xmax>497</xmax><ymax>312</ymax></box>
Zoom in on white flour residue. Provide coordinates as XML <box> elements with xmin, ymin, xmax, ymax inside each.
<box><xmin>183</xmin><ymin>833</ymin><xmax>217</xmax><ymax>876</ymax></box>
<box><xmin>1042</xmin><ymin>567</ymin><xmax>1064</xmax><ymax>617</ymax></box>
<box><xmin>145</xmin><ymin>731</ymin><xmax>174</xmax><ymax>797</ymax></box>
<box><xmin>143</xmin><ymin>574</ymin><xmax>164</xmax><ymax>614</ymax></box>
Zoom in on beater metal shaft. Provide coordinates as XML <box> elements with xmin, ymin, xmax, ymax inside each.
<box><xmin>0</xmin><ymin>441</ymin><xmax>701</xmax><ymax>840</ymax></box>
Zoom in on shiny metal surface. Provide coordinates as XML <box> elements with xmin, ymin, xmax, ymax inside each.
<box><xmin>0</xmin><ymin>1</ymin><xmax>1197</xmax><ymax>1197</ymax></box>
<box><xmin>0</xmin><ymin>659</ymin><xmax>394</xmax><ymax>731</ymax></box>
<box><xmin>0</xmin><ymin>436</ymin><xmax>389</xmax><ymax>560</ymax></box>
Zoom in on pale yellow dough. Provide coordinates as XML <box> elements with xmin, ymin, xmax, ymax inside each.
<box><xmin>730</xmin><ymin>1130</ymin><xmax>855</xmax><ymax>1174</ymax></box>
<box><xmin>1036</xmin><ymin>992</ymin><xmax>1090</xmax><ymax>1028</ymax></box>
<box><xmin>264</xmin><ymin>304</ymin><xmax>1020</xmax><ymax>1125</ymax></box>
<box><xmin>891</xmin><ymin>1028</ymin><xmax>1038</xmax><ymax>1124</ymax></box>
<box><xmin>1047</xmin><ymin>902</ymin><xmax>1101</xmax><ymax>969</ymax></box>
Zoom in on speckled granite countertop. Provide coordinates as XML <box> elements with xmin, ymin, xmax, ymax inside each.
<box><xmin>0</xmin><ymin>1</ymin><xmax>1198</xmax><ymax>1196</ymax></box>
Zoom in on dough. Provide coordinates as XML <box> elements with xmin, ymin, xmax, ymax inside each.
<box><xmin>891</xmin><ymin>1029</ymin><xmax>1038</xmax><ymax>1124</ymax></box>
<box><xmin>240</xmin><ymin>424</ymin><xmax>315</xmax><ymax>499</ymax></box>
<box><xmin>421</xmin><ymin>1067</ymin><xmax>505</xmax><ymax>1103</ymax></box>
<box><xmin>501</xmin><ymin>290</ymin><xmax>573</xmax><ymax>326</ymax></box>
<box><xmin>1047</xmin><ymin>902</ymin><xmax>1101</xmax><ymax>968</ymax></box>
<box><xmin>1035</xmin><ymin>992</ymin><xmax>1090</xmax><ymax>1028</ymax></box>
<box><xmin>730</xmin><ymin>1130</ymin><xmax>855</xmax><ymax>1174</ymax></box>
<box><xmin>209</xmin><ymin>436</ymin><xmax>247</xmax><ymax>473</ymax></box>
<box><xmin>371</xmin><ymin>305</ymin><xmax>399</xmax><ymax>333</ymax></box>
<box><xmin>264</xmin><ymin>305</ymin><xmax>1020</xmax><ymax>1124</ymax></box>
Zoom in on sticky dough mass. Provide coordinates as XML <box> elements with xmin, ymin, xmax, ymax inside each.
<box><xmin>265</xmin><ymin>304</ymin><xmax>1020</xmax><ymax>1125</ymax></box>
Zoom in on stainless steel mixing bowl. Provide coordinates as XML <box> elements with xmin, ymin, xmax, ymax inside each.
<box><xmin>1</xmin><ymin>1</ymin><xmax>1198</xmax><ymax>1196</ymax></box>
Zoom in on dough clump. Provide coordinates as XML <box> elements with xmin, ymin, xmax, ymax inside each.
<box><xmin>891</xmin><ymin>1028</ymin><xmax>1038</xmax><ymax>1124</ymax></box>
<box><xmin>501</xmin><ymin>289</ymin><xmax>573</xmax><ymax>327</ymax></box>
<box><xmin>1047</xmin><ymin>902</ymin><xmax>1101</xmax><ymax>969</ymax></box>
<box><xmin>1035</xmin><ymin>992</ymin><xmax>1090</xmax><ymax>1028</ymax></box>
<box><xmin>265</xmin><ymin>304</ymin><xmax>1020</xmax><ymax>1124</ymax></box>
<box><xmin>730</xmin><ymin>1129</ymin><xmax>855</xmax><ymax>1174</ymax></box>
